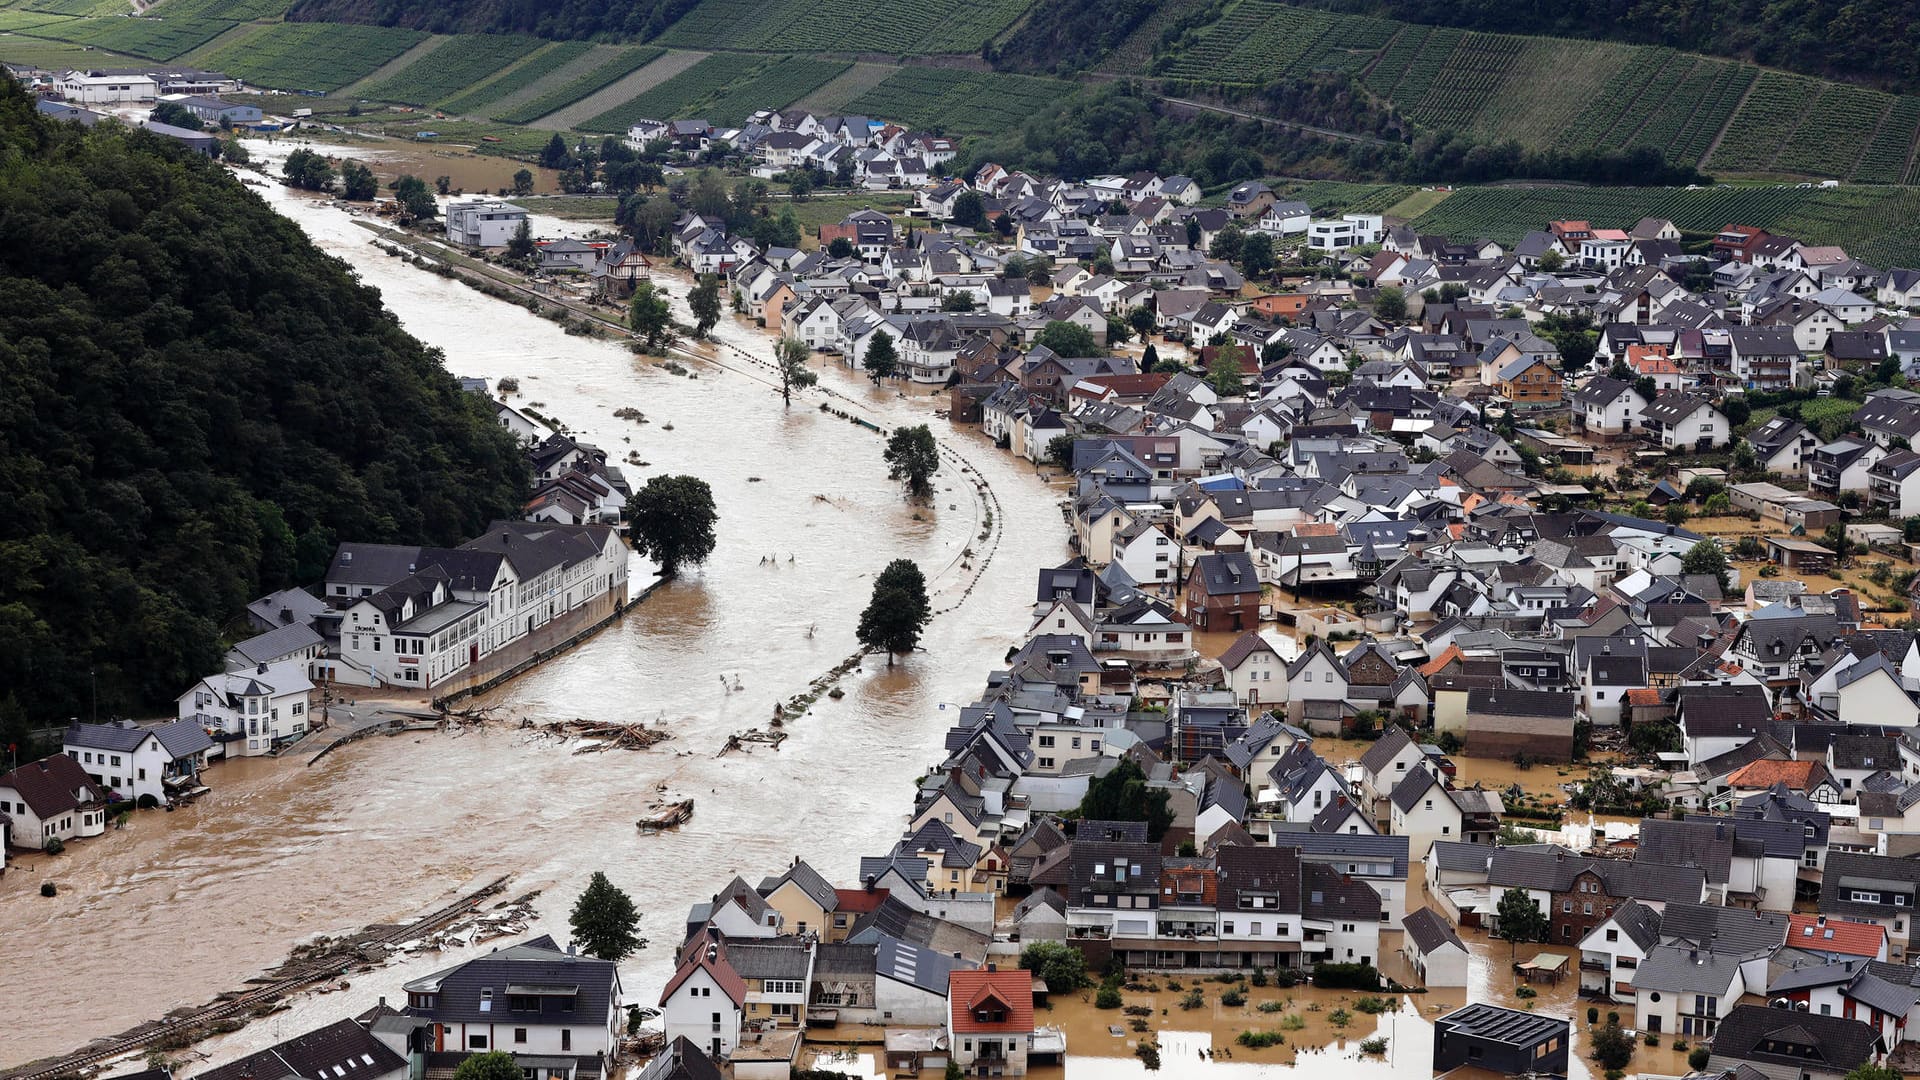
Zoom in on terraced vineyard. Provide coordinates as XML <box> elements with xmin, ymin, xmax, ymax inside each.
<box><xmin>149</xmin><ymin>0</ymin><xmax>290</xmax><ymax>19</ymax></box>
<box><xmin>490</xmin><ymin>45</ymin><xmax>663</xmax><ymax>124</ymax></box>
<box><xmin>1706</xmin><ymin>71</ymin><xmax>1820</xmax><ymax>172</ymax></box>
<box><xmin>15</xmin><ymin>0</ymin><xmax>126</xmax><ymax>16</ymax></box>
<box><xmin>1360</xmin><ymin>24</ymin><xmax>1429</xmax><ymax>97</ymax></box>
<box><xmin>1552</xmin><ymin>46</ymin><xmax>1678</xmax><ymax>152</ymax></box>
<box><xmin>437</xmin><ymin>40</ymin><xmax>591</xmax><ymax>116</ymax></box>
<box><xmin>360</xmin><ymin>33</ymin><xmax>542</xmax><ymax>106</ymax></box>
<box><xmin>575</xmin><ymin>51</ymin><xmax>760</xmax><ymax>131</ymax></box>
<box><xmin>0</xmin><ymin>8</ymin><xmax>71</xmax><ymax>29</ymax></box>
<box><xmin>1159</xmin><ymin>2</ymin><xmax>1397</xmax><ymax>83</ymax></box>
<box><xmin>1407</xmin><ymin>31</ymin><xmax>1521</xmax><ymax>131</ymax></box>
<box><xmin>1856</xmin><ymin>97</ymin><xmax>1920</xmax><ymax>184</ymax></box>
<box><xmin>1628</xmin><ymin>58</ymin><xmax>1751</xmax><ymax>165</ymax></box>
<box><xmin>1283</xmin><ymin>180</ymin><xmax>1415</xmax><ymax>214</ymax></box>
<box><xmin>842</xmin><ymin>67</ymin><xmax>1075</xmax><ymax>133</ymax></box>
<box><xmin>657</xmin><ymin>0</ymin><xmax>1028</xmax><ymax>54</ymax></box>
<box><xmin>1407</xmin><ymin>184</ymin><xmax>1920</xmax><ymax>266</ymax></box>
<box><xmin>39</xmin><ymin>14</ymin><xmax>234</xmax><ymax>60</ymax></box>
<box><xmin>697</xmin><ymin>55</ymin><xmax>849</xmax><ymax>127</ymax></box>
<box><xmin>1774</xmin><ymin>83</ymin><xmax>1891</xmax><ymax>179</ymax></box>
<box><xmin>198</xmin><ymin>22</ymin><xmax>424</xmax><ymax>92</ymax></box>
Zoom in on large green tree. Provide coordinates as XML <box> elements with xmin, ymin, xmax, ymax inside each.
<box><xmin>629</xmin><ymin>281</ymin><xmax>672</xmax><ymax>348</ymax></box>
<box><xmin>688</xmin><ymin>273</ymin><xmax>722</xmax><ymax>338</ymax></box>
<box><xmin>1019</xmin><ymin>941</ymin><xmax>1088</xmax><ymax>991</ymax></box>
<box><xmin>863</xmin><ymin>330</ymin><xmax>898</xmax><ymax>383</ymax></box>
<box><xmin>776</xmin><ymin>336</ymin><xmax>817</xmax><ymax>405</ymax></box>
<box><xmin>1076</xmin><ymin>757</ymin><xmax>1174</xmax><ymax>840</ymax></box>
<box><xmin>857</xmin><ymin>558</ymin><xmax>932</xmax><ymax>665</ymax></box>
<box><xmin>1034</xmin><ymin>320</ymin><xmax>1099</xmax><ymax>357</ymax></box>
<box><xmin>1681</xmin><ymin>539</ymin><xmax>1731</xmax><ymax>593</ymax></box>
<box><xmin>569</xmin><ymin>871</ymin><xmax>646</xmax><ymax>961</ymax></box>
<box><xmin>340</xmin><ymin>161</ymin><xmax>377</xmax><ymax>201</ymax></box>
<box><xmin>1494</xmin><ymin>888</ymin><xmax>1548</xmax><ymax>955</ymax></box>
<box><xmin>0</xmin><ymin>79</ymin><xmax>527</xmax><ymax>738</ymax></box>
<box><xmin>884</xmin><ymin>425</ymin><xmax>940</xmax><ymax>498</ymax></box>
<box><xmin>624</xmin><ymin>475</ymin><xmax>717</xmax><ymax>578</ymax></box>
<box><xmin>394</xmin><ymin>174</ymin><xmax>436</xmax><ymax>221</ymax></box>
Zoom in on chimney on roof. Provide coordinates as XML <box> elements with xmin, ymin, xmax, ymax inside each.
<box><xmin>986</xmin><ymin>962</ymin><xmax>997</xmax><ymax>972</ymax></box>
<box><xmin>257</xmin><ymin>663</ymin><xmax>268</xmax><ymax>675</ymax></box>
<box><xmin>706</xmin><ymin>944</ymin><xmax>718</xmax><ymax>962</ymax></box>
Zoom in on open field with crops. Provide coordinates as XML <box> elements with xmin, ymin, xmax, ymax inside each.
<box><xmin>148</xmin><ymin>0</ymin><xmax>290</xmax><ymax>19</ymax></box>
<box><xmin>1128</xmin><ymin>0</ymin><xmax>1920</xmax><ymax>178</ymax></box>
<box><xmin>198</xmin><ymin>21</ymin><xmax>424</xmax><ymax>92</ymax></box>
<box><xmin>490</xmin><ymin>45</ymin><xmax>665</xmax><ymax>124</ymax></box>
<box><xmin>437</xmin><ymin>40</ymin><xmax>592</xmax><ymax>116</ymax></box>
<box><xmin>1407</xmin><ymin>184</ymin><xmax>1920</xmax><ymax>267</ymax></box>
<box><xmin>657</xmin><ymin>0</ymin><xmax>1028</xmax><ymax>54</ymax></box>
<box><xmin>842</xmin><ymin>67</ymin><xmax>1075</xmax><ymax>134</ymax></box>
<box><xmin>18</xmin><ymin>12</ymin><xmax>234</xmax><ymax>59</ymax></box>
<box><xmin>359</xmin><ymin>33</ymin><xmax>543</xmax><ymax>106</ymax></box>
<box><xmin>573</xmin><ymin>50</ymin><xmax>760</xmax><ymax>131</ymax></box>
<box><xmin>696</xmin><ymin>55</ymin><xmax>849</xmax><ymax>126</ymax></box>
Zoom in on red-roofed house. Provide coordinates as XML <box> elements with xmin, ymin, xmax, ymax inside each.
<box><xmin>0</xmin><ymin>753</ymin><xmax>108</xmax><ymax>848</ymax></box>
<box><xmin>948</xmin><ymin>966</ymin><xmax>1036</xmax><ymax>1075</ymax></box>
<box><xmin>1787</xmin><ymin>914</ymin><xmax>1888</xmax><ymax>961</ymax></box>
<box><xmin>1724</xmin><ymin>758</ymin><xmax>1842</xmax><ymax>804</ymax></box>
<box><xmin>661</xmin><ymin>931</ymin><xmax>749</xmax><ymax>1060</ymax></box>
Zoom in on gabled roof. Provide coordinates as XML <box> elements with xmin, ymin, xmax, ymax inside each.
<box><xmin>1710</xmin><ymin>1004</ymin><xmax>1880</xmax><ymax>1070</ymax></box>
<box><xmin>949</xmin><ymin>968</ymin><xmax>1034</xmax><ymax>1033</ymax></box>
<box><xmin>1403</xmin><ymin>906</ymin><xmax>1466</xmax><ymax>957</ymax></box>
<box><xmin>1786</xmin><ymin>914</ymin><xmax>1886</xmax><ymax>958</ymax></box>
<box><xmin>0</xmin><ymin>753</ymin><xmax>104</xmax><ymax>819</ymax></box>
<box><xmin>194</xmin><ymin>1019</ymin><xmax>407</xmax><ymax>1080</ymax></box>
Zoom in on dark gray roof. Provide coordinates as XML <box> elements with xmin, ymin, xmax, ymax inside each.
<box><xmin>400</xmin><ymin>936</ymin><xmax>617</xmax><ymax>1025</ymax></box>
<box><xmin>63</xmin><ymin>719</ymin><xmax>213</xmax><ymax>760</ymax></box>
<box><xmin>1658</xmin><ymin>902</ymin><xmax>1789</xmax><ymax>959</ymax></box>
<box><xmin>875</xmin><ymin>933</ymin><xmax>962</xmax><ymax>995</ymax></box>
<box><xmin>634</xmin><ymin>1038</ymin><xmax>724</xmax><ymax>1080</ymax></box>
<box><xmin>229</xmin><ymin>622</ymin><xmax>324</xmax><ymax>665</ymax></box>
<box><xmin>194</xmin><ymin>1018</ymin><xmax>406</xmax><ymax>1080</ymax></box>
<box><xmin>725</xmin><ymin>940</ymin><xmax>812</xmax><ymax>980</ymax></box>
<box><xmin>1428</xmin><ymin>840</ymin><xmax>1492</xmax><ymax>874</ymax></box>
<box><xmin>1488</xmin><ymin>846</ymin><xmax>1705</xmax><ymax>904</ymax></box>
<box><xmin>1403</xmin><ymin>906</ymin><xmax>1466</xmax><ymax>956</ymax></box>
<box><xmin>1467</xmin><ymin>688</ymin><xmax>1577</xmax><ymax>718</ymax></box>
<box><xmin>1606</xmin><ymin>899</ymin><xmax>1664</xmax><ymax>952</ymax></box>
<box><xmin>1434</xmin><ymin>1003</ymin><xmax>1568</xmax><ymax>1048</ymax></box>
<box><xmin>1630</xmin><ymin>943</ymin><xmax>1744</xmax><ymax>994</ymax></box>
<box><xmin>1821</xmin><ymin>851</ymin><xmax>1920</xmax><ymax>920</ymax></box>
<box><xmin>767</xmin><ymin>859</ymin><xmax>840</xmax><ymax>913</ymax></box>
<box><xmin>1710</xmin><ymin>1004</ymin><xmax>1881</xmax><ymax>1072</ymax></box>
<box><xmin>1636</xmin><ymin>818</ymin><xmax>1736</xmax><ymax>884</ymax></box>
<box><xmin>1281</xmin><ymin>831</ymin><xmax>1409</xmax><ymax>876</ymax></box>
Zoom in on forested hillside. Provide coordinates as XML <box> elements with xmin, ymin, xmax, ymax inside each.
<box><xmin>1308</xmin><ymin>0</ymin><xmax>1920</xmax><ymax>95</ymax></box>
<box><xmin>284</xmin><ymin>0</ymin><xmax>700</xmax><ymax>41</ymax></box>
<box><xmin>0</xmin><ymin>79</ymin><xmax>528</xmax><ymax>740</ymax></box>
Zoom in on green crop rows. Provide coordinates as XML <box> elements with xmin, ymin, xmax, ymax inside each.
<box><xmin>1362</xmin><ymin>24</ymin><xmax>1427</xmax><ymax>96</ymax></box>
<box><xmin>1407</xmin><ymin>184</ymin><xmax>1920</xmax><ymax>267</ymax></box>
<box><xmin>842</xmin><ymin>67</ymin><xmax>1074</xmax><ymax>133</ymax></box>
<box><xmin>1161</xmin><ymin>2</ymin><xmax>1397</xmax><ymax>83</ymax></box>
<box><xmin>199</xmin><ymin>22</ymin><xmax>425</xmax><ymax>92</ymax></box>
<box><xmin>1553</xmin><ymin>46</ymin><xmax>1677</xmax><ymax>152</ymax></box>
<box><xmin>490</xmin><ymin>45</ymin><xmax>662</xmax><ymax>124</ymax></box>
<box><xmin>698</xmin><ymin>56</ymin><xmax>850</xmax><ymax>127</ymax></box>
<box><xmin>152</xmin><ymin>0</ymin><xmax>291</xmax><ymax>19</ymax></box>
<box><xmin>1775</xmin><ymin>83</ymin><xmax>1890</xmax><ymax>179</ymax></box>
<box><xmin>18</xmin><ymin>0</ymin><xmax>126</xmax><ymax>17</ymax></box>
<box><xmin>1706</xmin><ymin>71</ymin><xmax>1818</xmax><ymax>172</ymax></box>
<box><xmin>1409</xmin><ymin>31</ymin><xmax>1521</xmax><ymax>131</ymax></box>
<box><xmin>438</xmin><ymin>40</ymin><xmax>591</xmax><ymax>116</ymax></box>
<box><xmin>1385</xmin><ymin>25</ymin><xmax>1459</xmax><ymax>104</ymax></box>
<box><xmin>658</xmin><ymin>0</ymin><xmax>1028</xmax><ymax>55</ymax></box>
<box><xmin>1285</xmin><ymin>180</ymin><xmax>1415</xmax><ymax>214</ymax></box>
<box><xmin>41</xmin><ymin>15</ymin><xmax>234</xmax><ymax>61</ymax></box>
<box><xmin>1856</xmin><ymin>97</ymin><xmax>1920</xmax><ymax>183</ymax></box>
<box><xmin>0</xmin><ymin>8</ymin><xmax>70</xmax><ymax>29</ymax></box>
<box><xmin>575</xmin><ymin>51</ymin><xmax>761</xmax><ymax>132</ymax></box>
<box><xmin>361</xmin><ymin>34</ymin><xmax>542</xmax><ymax>106</ymax></box>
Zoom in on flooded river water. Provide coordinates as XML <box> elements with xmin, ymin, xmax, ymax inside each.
<box><xmin>0</xmin><ymin>166</ymin><xmax>1068</xmax><ymax>1068</ymax></box>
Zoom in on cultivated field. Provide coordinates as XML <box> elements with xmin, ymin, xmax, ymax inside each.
<box><xmin>21</xmin><ymin>13</ymin><xmax>234</xmax><ymax>60</ymax></box>
<box><xmin>842</xmin><ymin>67</ymin><xmax>1075</xmax><ymax>134</ymax></box>
<box><xmin>437</xmin><ymin>40</ymin><xmax>593</xmax><ymax>116</ymax></box>
<box><xmin>359</xmin><ymin>33</ymin><xmax>544</xmax><ymax>106</ymax></box>
<box><xmin>656</xmin><ymin>0</ymin><xmax>1028</xmax><ymax>54</ymax></box>
<box><xmin>573</xmin><ymin>50</ymin><xmax>761</xmax><ymax>132</ymax></box>
<box><xmin>502</xmin><ymin>45</ymin><xmax>669</xmax><ymax>126</ymax></box>
<box><xmin>197</xmin><ymin>21</ymin><xmax>425</xmax><ymax>92</ymax></box>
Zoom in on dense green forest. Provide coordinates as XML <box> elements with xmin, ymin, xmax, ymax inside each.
<box><xmin>285</xmin><ymin>0</ymin><xmax>699</xmax><ymax>40</ymax></box>
<box><xmin>1307</xmin><ymin>0</ymin><xmax>1920</xmax><ymax>95</ymax></box>
<box><xmin>957</xmin><ymin>79</ymin><xmax>1705</xmax><ymax>188</ymax></box>
<box><xmin>987</xmin><ymin>0</ymin><xmax>1161</xmax><ymax>75</ymax></box>
<box><xmin>0</xmin><ymin>79</ymin><xmax>527</xmax><ymax>747</ymax></box>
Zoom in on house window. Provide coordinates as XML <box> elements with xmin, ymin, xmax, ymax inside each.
<box><xmin>1039</xmin><ymin>757</ymin><xmax>1054</xmax><ymax>769</ymax></box>
<box><xmin>468</xmin><ymin>1036</ymin><xmax>488</xmax><ymax>1050</ymax></box>
<box><xmin>514</xmin><ymin>1029</ymin><xmax>527</xmax><ymax>1044</ymax></box>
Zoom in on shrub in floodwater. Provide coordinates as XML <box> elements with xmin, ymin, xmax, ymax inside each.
<box><xmin>40</xmin><ymin>882</ymin><xmax>56</xmax><ymax>897</ymax></box>
<box><xmin>1354</xmin><ymin>995</ymin><xmax>1393</xmax><ymax>1014</ymax></box>
<box><xmin>1179</xmin><ymin>989</ymin><xmax>1205</xmax><ymax>1010</ymax></box>
<box><xmin>1134</xmin><ymin>1041</ymin><xmax>1161</xmax><ymax>1071</ymax></box>
<box><xmin>1221</xmin><ymin>988</ymin><xmax>1247</xmax><ymax>1007</ymax></box>
<box><xmin>1258</xmin><ymin>1001</ymin><xmax>1285</xmax><ymax>1014</ymax></box>
<box><xmin>1360</xmin><ymin>1037</ymin><xmax>1388</xmax><ymax>1055</ymax></box>
<box><xmin>1516</xmin><ymin>986</ymin><xmax>1538</xmax><ymax>999</ymax></box>
<box><xmin>1095</xmin><ymin>987</ymin><xmax>1122</xmax><ymax>1009</ymax></box>
<box><xmin>1328</xmin><ymin>1008</ymin><xmax>1352</xmax><ymax>1028</ymax></box>
<box><xmin>1251</xmin><ymin>967</ymin><xmax>1269</xmax><ymax>987</ymax></box>
<box><xmin>1236</xmin><ymin>1030</ymin><xmax>1285</xmax><ymax>1048</ymax></box>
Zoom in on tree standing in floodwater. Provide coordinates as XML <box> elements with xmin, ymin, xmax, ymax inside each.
<box><xmin>884</xmin><ymin>424</ymin><xmax>939</xmax><ymax>498</ymax></box>
<box><xmin>857</xmin><ymin>558</ymin><xmax>931</xmax><ymax>666</ymax></box>
<box><xmin>624</xmin><ymin>474</ymin><xmax>717</xmax><ymax>578</ymax></box>
<box><xmin>776</xmin><ymin>336</ymin><xmax>816</xmax><ymax>406</ymax></box>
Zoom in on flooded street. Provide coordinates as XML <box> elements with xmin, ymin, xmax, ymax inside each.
<box><xmin>0</xmin><ymin>172</ymin><xmax>1067</xmax><ymax>1068</ymax></box>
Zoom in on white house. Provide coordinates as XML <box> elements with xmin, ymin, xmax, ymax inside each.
<box><xmin>1402</xmin><ymin>907</ymin><xmax>1469</xmax><ymax>987</ymax></box>
<box><xmin>57</xmin><ymin>70</ymin><xmax>157</xmax><ymax>103</ymax></box>
<box><xmin>1219</xmin><ymin>631</ymin><xmax>1288</xmax><ymax>708</ymax></box>
<box><xmin>445</xmin><ymin>200</ymin><xmax>530</xmax><ymax>249</ymax></box>
<box><xmin>1571</xmin><ymin>376</ymin><xmax>1648</xmax><ymax>438</ymax></box>
<box><xmin>62</xmin><ymin>719</ymin><xmax>214</xmax><ymax>806</ymax></box>
<box><xmin>401</xmin><ymin>934</ymin><xmax>622</xmax><ymax>1076</ymax></box>
<box><xmin>660</xmin><ymin>939</ymin><xmax>746</xmax><ymax>1060</ymax></box>
<box><xmin>176</xmin><ymin>659</ymin><xmax>315</xmax><ymax>757</ymax></box>
<box><xmin>1112</xmin><ymin>519</ymin><xmax>1179</xmax><ymax>591</ymax></box>
<box><xmin>1631</xmin><ymin>943</ymin><xmax>1745</xmax><ymax>1038</ymax></box>
<box><xmin>0</xmin><ymin>754</ymin><xmax>108</xmax><ymax>849</ymax></box>
<box><xmin>1641</xmin><ymin>392</ymin><xmax>1730</xmax><ymax>451</ymax></box>
<box><xmin>1578</xmin><ymin>900</ymin><xmax>1662</xmax><ymax>1000</ymax></box>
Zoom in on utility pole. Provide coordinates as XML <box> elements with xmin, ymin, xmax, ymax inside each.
<box><xmin>90</xmin><ymin>667</ymin><xmax>97</xmax><ymax>725</ymax></box>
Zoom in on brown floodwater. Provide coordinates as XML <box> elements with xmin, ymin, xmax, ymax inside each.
<box><xmin>0</xmin><ymin>174</ymin><xmax>1068</xmax><ymax>1069</ymax></box>
<box><xmin>248</xmin><ymin>134</ymin><xmax>568</xmax><ymax>195</ymax></box>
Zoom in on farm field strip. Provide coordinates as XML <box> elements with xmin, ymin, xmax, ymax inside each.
<box><xmin>791</xmin><ymin>61</ymin><xmax>896</xmax><ymax>113</ymax></box>
<box><xmin>656</xmin><ymin>0</ymin><xmax>1029</xmax><ymax>55</ymax></box>
<box><xmin>1855</xmin><ymin>96</ymin><xmax>1920</xmax><ymax>183</ymax></box>
<box><xmin>360</xmin><ymin>33</ymin><xmax>544</xmax><ymax>106</ymax></box>
<box><xmin>1705</xmin><ymin>70</ymin><xmax>1819</xmax><ymax>172</ymax></box>
<box><xmin>842</xmin><ymin>67</ymin><xmax>1072</xmax><ymax>133</ymax></box>
<box><xmin>27</xmin><ymin>13</ymin><xmax>234</xmax><ymax>60</ymax></box>
<box><xmin>494</xmin><ymin>45</ymin><xmax>666</xmax><ymax>124</ymax></box>
<box><xmin>573</xmin><ymin>50</ymin><xmax>762</xmax><ymax>132</ymax></box>
<box><xmin>1552</xmin><ymin>45</ymin><xmax>1675</xmax><ymax>152</ymax></box>
<box><xmin>1773</xmin><ymin>82</ymin><xmax>1890</xmax><ymax>178</ymax></box>
<box><xmin>198</xmin><ymin>21</ymin><xmax>425</xmax><ymax>92</ymax></box>
<box><xmin>150</xmin><ymin>0</ymin><xmax>288</xmax><ymax>19</ymax></box>
<box><xmin>1361</xmin><ymin>24</ymin><xmax>1427</xmax><ymax>97</ymax></box>
<box><xmin>437</xmin><ymin>40</ymin><xmax>592</xmax><ymax>115</ymax></box>
<box><xmin>697</xmin><ymin>55</ymin><xmax>850</xmax><ymax>127</ymax></box>
<box><xmin>1409</xmin><ymin>31</ymin><xmax>1521</xmax><ymax>132</ymax></box>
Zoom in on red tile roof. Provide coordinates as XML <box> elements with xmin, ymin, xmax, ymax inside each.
<box><xmin>1787</xmin><ymin>914</ymin><xmax>1885</xmax><ymax>958</ymax></box>
<box><xmin>833</xmin><ymin>888</ymin><xmax>890</xmax><ymax>914</ymax></box>
<box><xmin>949</xmin><ymin>969</ymin><xmax>1034</xmax><ymax>1034</ymax></box>
<box><xmin>660</xmin><ymin>933</ymin><xmax>747</xmax><ymax>1007</ymax></box>
<box><xmin>1725</xmin><ymin>758</ymin><xmax>1822</xmax><ymax>790</ymax></box>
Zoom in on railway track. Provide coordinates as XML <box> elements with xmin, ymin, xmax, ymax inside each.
<box><xmin>2</xmin><ymin>876</ymin><xmax>512</xmax><ymax>1080</ymax></box>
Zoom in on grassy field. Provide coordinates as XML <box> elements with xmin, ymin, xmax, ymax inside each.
<box><xmin>29</xmin><ymin>13</ymin><xmax>235</xmax><ymax>60</ymax></box>
<box><xmin>198</xmin><ymin>21</ymin><xmax>424</xmax><ymax>92</ymax></box>
<box><xmin>358</xmin><ymin>33</ymin><xmax>544</xmax><ymax>106</ymax></box>
<box><xmin>1408</xmin><ymin>184</ymin><xmax>1920</xmax><ymax>267</ymax></box>
<box><xmin>842</xmin><ymin>67</ymin><xmax>1076</xmax><ymax>134</ymax></box>
<box><xmin>657</xmin><ymin>0</ymin><xmax>1028</xmax><ymax>55</ymax></box>
<box><xmin>1279</xmin><ymin>179</ymin><xmax>1416</xmax><ymax>214</ymax></box>
<box><xmin>697</xmin><ymin>55</ymin><xmax>849</xmax><ymax>127</ymax></box>
<box><xmin>147</xmin><ymin>0</ymin><xmax>290</xmax><ymax>18</ymax></box>
<box><xmin>0</xmin><ymin>31</ymin><xmax>136</xmax><ymax>67</ymax></box>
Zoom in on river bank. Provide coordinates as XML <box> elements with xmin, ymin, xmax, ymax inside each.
<box><xmin>0</xmin><ymin>161</ymin><xmax>1068</xmax><ymax>1070</ymax></box>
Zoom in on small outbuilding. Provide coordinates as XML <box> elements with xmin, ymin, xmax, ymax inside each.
<box><xmin>1433</xmin><ymin>1003</ymin><xmax>1571</xmax><ymax>1076</ymax></box>
<box><xmin>1402</xmin><ymin>906</ymin><xmax>1469</xmax><ymax>987</ymax></box>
